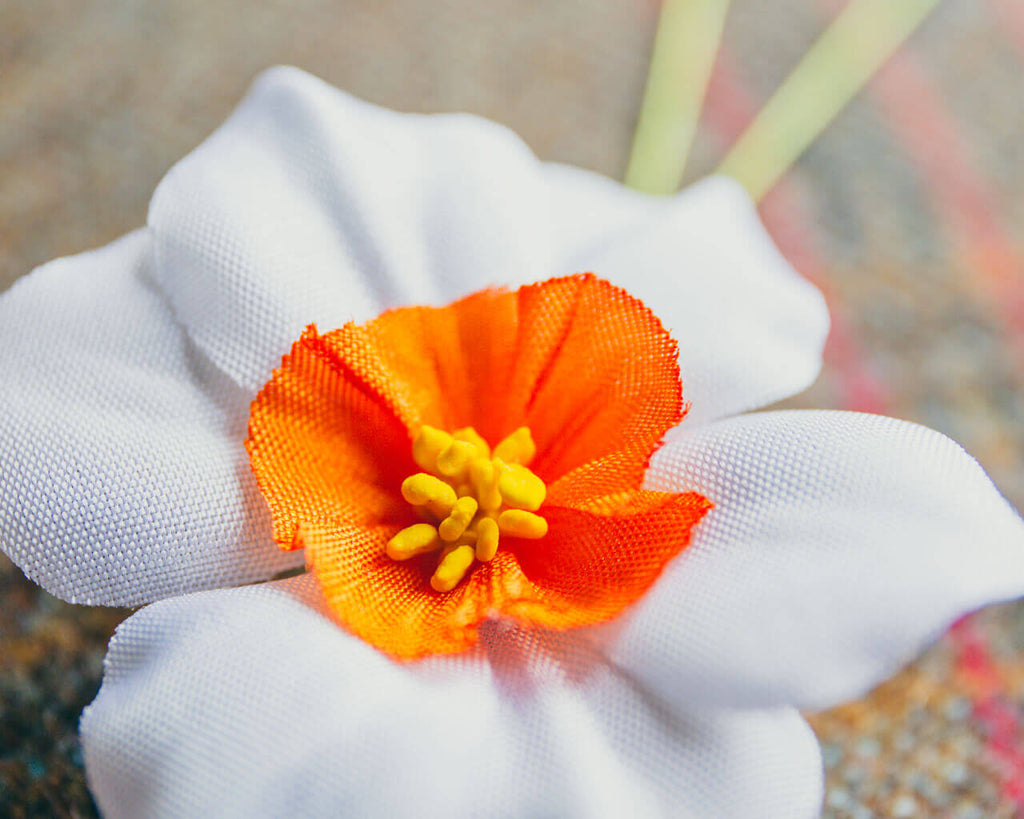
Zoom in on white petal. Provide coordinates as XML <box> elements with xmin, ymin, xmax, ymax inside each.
<box><xmin>83</xmin><ymin>576</ymin><xmax>823</xmax><ymax>819</ymax></box>
<box><xmin>0</xmin><ymin>230</ymin><xmax>300</xmax><ymax>605</ymax></box>
<box><xmin>477</xmin><ymin>646</ymin><xmax>824</xmax><ymax>819</ymax></box>
<box><xmin>545</xmin><ymin>165</ymin><xmax>829</xmax><ymax>424</ymax></box>
<box><xmin>151</xmin><ymin>66</ymin><xmax>552</xmax><ymax>393</ymax></box>
<box><xmin>83</xmin><ymin>577</ymin><xmax>504</xmax><ymax>818</ymax></box>
<box><xmin>606</xmin><ymin>410</ymin><xmax>1024</xmax><ymax>711</ymax></box>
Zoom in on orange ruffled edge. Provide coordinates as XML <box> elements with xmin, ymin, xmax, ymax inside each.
<box><xmin>247</xmin><ymin>275</ymin><xmax>712</xmax><ymax>659</ymax></box>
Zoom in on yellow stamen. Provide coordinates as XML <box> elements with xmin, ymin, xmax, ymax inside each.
<box><xmin>431</xmin><ymin>544</ymin><xmax>476</xmax><ymax>592</ymax></box>
<box><xmin>412</xmin><ymin>425</ymin><xmax>453</xmax><ymax>473</ymax></box>
<box><xmin>497</xmin><ymin>509</ymin><xmax>548</xmax><ymax>539</ymax></box>
<box><xmin>469</xmin><ymin>457</ymin><xmax>503</xmax><ymax>512</ymax></box>
<box><xmin>436</xmin><ymin>440</ymin><xmax>476</xmax><ymax>479</ymax></box>
<box><xmin>492</xmin><ymin>427</ymin><xmax>536</xmax><ymax>465</ymax></box>
<box><xmin>386</xmin><ymin>523</ymin><xmax>442</xmax><ymax>561</ymax></box>
<box><xmin>401</xmin><ymin>473</ymin><xmax>457</xmax><ymax>518</ymax></box>
<box><xmin>453</xmin><ymin>427</ymin><xmax>491</xmax><ymax>459</ymax></box>
<box><xmin>475</xmin><ymin>516</ymin><xmax>500</xmax><ymax>562</ymax></box>
<box><xmin>439</xmin><ymin>496</ymin><xmax>479</xmax><ymax>542</ymax></box>
<box><xmin>388</xmin><ymin>425</ymin><xmax>549</xmax><ymax>591</ymax></box>
<box><xmin>496</xmin><ymin>462</ymin><xmax>546</xmax><ymax>512</ymax></box>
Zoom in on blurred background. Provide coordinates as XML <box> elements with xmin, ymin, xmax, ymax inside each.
<box><xmin>2</xmin><ymin>0</ymin><xmax>1023</xmax><ymax>815</ymax></box>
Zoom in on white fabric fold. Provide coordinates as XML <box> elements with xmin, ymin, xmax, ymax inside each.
<box><xmin>149</xmin><ymin>64</ymin><xmax>827</xmax><ymax>417</ymax></box>
<box><xmin>603</xmin><ymin>410</ymin><xmax>1024</xmax><ymax>711</ymax></box>
<box><xmin>82</xmin><ymin>576</ymin><xmax>823</xmax><ymax>819</ymax></box>
<box><xmin>544</xmin><ymin>165</ymin><xmax>829</xmax><ymax>424</ymax></box>
<box><xmin>0</xmin><ymin>230</ymin><xmax>300</xmax><ymax>605</ymax></box>
<box><xmin>150</xmin><ymin>66</ymin><xmax>553</xmax><ymax>393</ymax></box>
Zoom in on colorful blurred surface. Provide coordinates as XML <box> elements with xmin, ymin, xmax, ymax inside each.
<box><xmin>2</xmin><ymin>1</ymin><xmax>1024</xmax><ymax>815</ymax></box>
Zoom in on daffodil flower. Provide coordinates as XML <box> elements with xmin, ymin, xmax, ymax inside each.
<box><xmin>2</xmin><ymin>67</ymin><xmax>1023</xmax><ymax>818</ymax></box>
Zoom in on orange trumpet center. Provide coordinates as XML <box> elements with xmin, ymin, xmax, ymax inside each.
<box><xmin>246</xmin><ymin>274</ymin><xmax>712</xmax><ymax>658</ymax></box>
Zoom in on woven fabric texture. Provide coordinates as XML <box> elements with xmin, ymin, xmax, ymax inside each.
<box><xmin>81</xmin><ymin>575</ymin><xmax>825</xmax><ymax>819</ymax></box>
<box><xmin>621</xmin><ymin>410</ymin><xmax>1024</xmax><ymax>711</ymax></box>
<box><xmin>248</xmin><ymin>276</ymin><xmax>709</xmax><ymax>657</ymax></box>
<box><xmin>149</xmin><ymin>67</ymin><xmax>554</xmax><ymax>394</ymax></box>
<box><xmin>3</xmin><ymin>67</ymin><xmax>1023</xmax><ymax>818</ymax></box>
<box><xmin>0</xmin><ymin>231</ymin><xmax>301</xmax><ymax>605</ymax></box>
<box><xmin>151</xmin><ymin>68</ymin><xmax>829</xmax><ymax>417</ymax></box>
<box><xmin>545</xmin><ymin>164</ymin><xmax>829</xmax><ymax>427</ymax></box>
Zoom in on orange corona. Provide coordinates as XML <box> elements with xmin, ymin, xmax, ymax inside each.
<box><xmin>246</xmin><ymin>275</ymin><xmax>712</xmax><ymax>658</ymax></box>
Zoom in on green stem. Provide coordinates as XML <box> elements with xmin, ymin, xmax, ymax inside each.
<box><xmin>625</xmin><ymin>0</ymin><xmax>732</xmax><ymax>195</ymax></box>
<box><xmin>718</xmin><ymin>0</ymin><xmax>944</xmax><ymax>202</ymax></box>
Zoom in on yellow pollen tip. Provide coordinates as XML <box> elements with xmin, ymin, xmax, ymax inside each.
<box><xmin>389</xmin><ymin>425</ymin><xmax>548</xmax><ymax>591</ymax></box>
<box><xmin>431</xmin><ymin>544</ymin><xmax>476</xmax><ymax>592</ymax></box>
<box><xmin>493</xmin><ymin>427</ymin><xmax>536</xmax><ymax>465</ymax></box>
<box><xmin>496</xmin><ymin>462</ymin><xmax>546</xmax><ymax>512</ymax></box>
<box><xmin>469</xmin><ymin>457</ymin><xmax>502</xmax><ymax>512</ymax></box>
<box><xmin>475</xmin><ymin>516</ymin><xmax>500</xmax><ymax>562</ymax></box>
<box><xmin>439</xmin><ymin>496</ymin><xmax>479</xmax><ymax>542</ymax></box>
<box><xmin>452</xmin><ymin>427</ymin><xmax>491</xmax><ymax>459</ymax></box>
<box><xmin>386</xmin><ymin>523</ymin><xmax>442</xmax><ymax>561</ymax></box>
<box><xmin>436</xmin><ymin>441</ymin><xmax>476</xmax><ymax>478</ymax></box>
<box><xmin>498</xmin><ymin>509</ymin><xmax>548</xmax><ymax>539</ymax></box>
<box><xmin>401</xmin><ymin>473</ymin><xmax>457</xmax><ymax>518</ymax></box>
<box><xmin>412</xmin><ymin>425</ymin><xmax>453</xmax><ymax>473</ymax></box>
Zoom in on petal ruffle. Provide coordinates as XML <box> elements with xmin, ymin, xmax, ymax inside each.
<box><xmin>245</xmin><ymin>325</ymin><xmax>415</xmax><ymax>548</ymax></box>
<box><xmin>150</xmin><ymin>66</ymin><xmax>552</xmax><ymax>393</ymax></box>
<box><xmin>544</xmin><ymin>165</ymin><xmax>830</xmax><ymax>424</ymax></box>
<box><xmin>82</xmin><ymin>576</ymin><xmax>823</xmax><ymax>819</ymax></box>
<box><xmin>0</xmin><ymin>230</ymin><xmax>300</xmax><ymax>605</ymax></box>
<box><xmin>302</xmin><ymin>490</ymin><xmax>710</xmax><ymax>658</ymax></box>
<box><xmin>302</xmin><ymin>275</ymin><xmax>684</xmax><ymax>487</ymax></box>
<box><xmin>605</xmin><ymin>410</ymin><xmax>1024</xmax><ymax>711</ymax></box>
<box><xmin>246</xmin><ymin>277</ymin><xmax>699</xmax><ymax>656</ymax></box>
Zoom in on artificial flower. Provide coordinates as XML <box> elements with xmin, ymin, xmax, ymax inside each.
<box><xmin>2</xmin><ymin>67</ymin><xmax>1024</xmax><ymax>818</ymax></box>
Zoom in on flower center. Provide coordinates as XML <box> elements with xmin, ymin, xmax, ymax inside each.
<box><xmin>386</xmin><ymin>425</ymin><xmax>548</xmax><ymax>592</ymax></box>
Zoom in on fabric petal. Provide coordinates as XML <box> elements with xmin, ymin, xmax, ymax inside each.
<box><xmin>301</xmin><ymin>489</ymin><xmax>710</xmax><ymax>659</ymax></box>
<box><xmin>150</xmin><ymin>66</ymin><xmax>551</xmax><ymax>393</ymax></box>
<box><xmin>245</xmin><ymin>325</ymin><xmax>415</xmax><ymax>549</ymax></box>
<box><xmin>544</xmin><ymin>165</ymin><xmax>829</xmax><ymax>424</ymax></box>
<box><xmin>82</xmin><ymin>576</ymin><xmax>823</xmax><ymax>819</ymax></box>
<box><xmin>510</xmin><ymin>490</ymin><xmax>712</xmax><ymax>628</ymax></box>
<box><xmin>246</xmin><ymin>279</ymin><xmax>697</xmax><ymax>657</ymax></box>
<box><xmin>605</xmin><ymin>410</ymin><xmax>1024</xmax><ymax>711</ymax></box>
<box><xmin>305</xmin><ymin>275</ymin><xmax>684</xmax><ymax>488</ymax></box>
<box><xmin>0</xmin><ymin>230</ymin><xmax>300</xmax><ymax>605</ymax></box>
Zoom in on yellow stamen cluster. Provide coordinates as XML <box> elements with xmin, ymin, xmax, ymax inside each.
<box><xmin>387</xmin><ymin>425</ymin><xmax>548</xmax><ymax>592</ymax></box>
